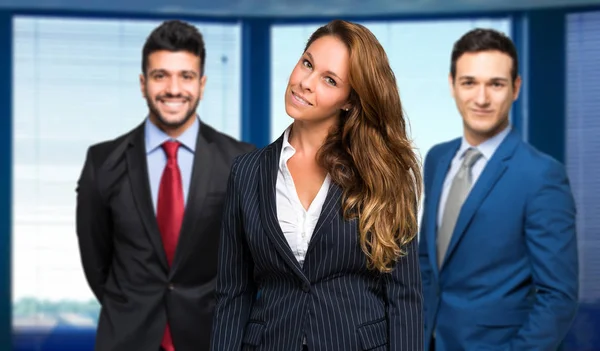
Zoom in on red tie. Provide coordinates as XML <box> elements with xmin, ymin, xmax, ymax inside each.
<box><xmin>156</xmin><ymin>140</ymin><xmax>184</xmax><ymax>351</ymax></box>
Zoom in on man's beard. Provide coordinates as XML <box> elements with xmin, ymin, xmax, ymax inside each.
<box><xmin>146</xmin><ymin>94</ymin><xmax>200</xmax><ymax>129</ymax></box>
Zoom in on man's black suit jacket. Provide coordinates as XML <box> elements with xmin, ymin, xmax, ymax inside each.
<box><xmin>76</xmin><ymin>121</ymin><xmax>254</xmax><ymax>351</ymax></box>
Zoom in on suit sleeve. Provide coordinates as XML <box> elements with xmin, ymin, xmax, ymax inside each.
<box><xmin>509</xmin><ymin>161</ymin><xmax>579</xmax><ymax>350</ymax></box>
<box><xmin>75</xmin><ymin>147</ymin><xmax>113</xmax><ymax>303</ymax></box>
<box><xmin>385</xmin><ymin>237</ymin><xmax>424</xmax><ymax>351</ymax></box>
<box><xmin>211</xmin><ymin>158</ymin><xmax>257</xmax><ymax>351</ymax></box>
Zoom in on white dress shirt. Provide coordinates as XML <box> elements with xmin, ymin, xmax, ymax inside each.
<box><xmin>276</xmin><ymin>126</ymin><xmax>331</xmax><ymax>266</ymax></box>
<box><xmin>437</xmin><ymin>126</ymin><xmax>511</xmax><ymax>227</ymax></box>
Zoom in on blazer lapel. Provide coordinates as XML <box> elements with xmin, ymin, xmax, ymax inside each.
<box><xmin>306</xmin><ymin>182</ymin><xmax>342</xmax><ymax>256</ymax></box>
<box><xmin>443</xmin><ymin>130</ymin><xmax>520</xmax><ymax>265</ymax></box>
<box><xmin>258</xmin><ymin>137</ymin><xmax>309</xmax><ymax>283</ymax></box>
<box><xmin>427</xmin><ymin>140</ymin><xmax>460</xmax><ymax>279</ymax></box>
<box><xmin>170</xmin><ymin>124</ymin><xmax>215</xmax><ymax>274</ymax></box>
<box><xmin>126</xmin><ymin>124</ymin><xmax>169</xmax><ymax>270</ymax></box>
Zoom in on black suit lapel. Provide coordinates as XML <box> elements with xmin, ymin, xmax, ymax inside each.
<box><xmin>259</xmin><ymin>137</ymin><xmax>310</xmax><ymax>283</ymax></box>
<box><xmin>305</xmin><ymin>182</ymin><xmax>342</xmax><ymax>256</ymax></box>
<box><xmin>170</xmin><ymin>124</ymin><xmax>215</xmax><ymax>273</ymax></box>
<box><xmin>125</xmin><ymin>124</ymin><xmax>169</xmax><ymax>269</ymax></box>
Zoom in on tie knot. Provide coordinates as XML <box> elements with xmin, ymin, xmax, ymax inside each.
<box><xmin>462</xmin><ymin>148</ymin><xmax>482</xmax><ymax>168</ymax></box>
<box><xmin>162</xmin><ymin>141</ymin><xmax>181</xmax><ymax>161</ymax></box>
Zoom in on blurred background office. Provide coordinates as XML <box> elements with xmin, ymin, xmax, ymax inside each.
<box><xmin>0</xmin><ymin>0</ymin><xmax>598</xmax><ymax>349</ymax></box>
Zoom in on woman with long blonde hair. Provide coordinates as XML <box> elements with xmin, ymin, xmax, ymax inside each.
<box><xmin>211</xmin><ymin>19</ymin><xmax>423</xmax><ymax>351</ymax></box>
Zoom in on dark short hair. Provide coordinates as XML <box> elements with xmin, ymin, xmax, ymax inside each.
<box><xmin>450</xmin><ymin>28</ymin><xmax>518</xmax><ymax>83</ymax></box>
<box><xmin>142</xmin><ymin>20</ymin><xmax>206</xmax><ymax>76</ymax></box>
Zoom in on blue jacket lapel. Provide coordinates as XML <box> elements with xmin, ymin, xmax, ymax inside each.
<box><xmin>427</xmin><ymin>139</ymin><xmax>460</xmax><ymax>278</ymax></box>
<box><xmin>442</xmin><ymin>129</ymin><xmax>521</xmax><ymax>268</ymax></box>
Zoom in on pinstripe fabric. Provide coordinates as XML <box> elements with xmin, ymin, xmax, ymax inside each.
<box><xmin>211</xmin><ymin>137</ymin><xmax>424</xmax><ymax>351</ymax></box>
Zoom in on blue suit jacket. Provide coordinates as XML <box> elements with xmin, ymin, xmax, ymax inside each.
<box><xmin>419</xmin><ymin>129</ymin><xmax>578</xmax><ymax>351</ymax></box>
<box><xmin>211</xmin><ymin>137</ymin><xmax>423</xmax><ymax>351</ymax></box>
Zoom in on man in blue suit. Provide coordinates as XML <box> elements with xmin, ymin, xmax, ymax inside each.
<box><xmin>419</xmin><ymin>28</ymin><xmax>579</xmax><ymax>351</ymax></box>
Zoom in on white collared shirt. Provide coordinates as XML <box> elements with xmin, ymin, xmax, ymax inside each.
<box><xmin>437</xmin><ymin>126</ymin><xmax>511</xmax><ymax>227</ymax></box>
<box><xmin>276</xmin><ymin>126</ymin><xmax>331</xmax><ymax>265</ymax></box>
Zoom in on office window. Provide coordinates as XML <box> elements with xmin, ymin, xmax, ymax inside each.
<box><xmin>567</xmin><ymin>9</ymin><xmax>600</xmax><ymax>305</ymax></box>
<box><xmin>12</xmin><ymin>16</ymin><xmax>241</xmax><ymax>332</ymax></box>
<box><xmin>270</xmin><ymin>19</ymin><xmax>511</xmax><ymax>160</ymax></box>
<box><xmin>565</xmin><ymin>11</ymin><xmax>600</xmax><ymax>349</ymax></box>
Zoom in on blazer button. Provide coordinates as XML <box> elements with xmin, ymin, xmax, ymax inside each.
<box><xmin>302</xmin><ymin>284</ymin><xmax>310</xmax><ymax>293</ymax></box>
<box><xmin>168</xmin><ymin>283</ymin><xmax>175</xmax><ymax>291</ymax></box>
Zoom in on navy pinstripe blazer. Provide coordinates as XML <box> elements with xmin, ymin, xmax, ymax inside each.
<box><xmin>211</xmin><ymin>136</ymin><xmax>423</xmax><ymax>351</ymax></box>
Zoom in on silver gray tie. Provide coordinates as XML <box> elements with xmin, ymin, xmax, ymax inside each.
<box><xmin>437</xmin><ymin>148</ymin><xmax>483</xmax><ymax>267</ymax></box>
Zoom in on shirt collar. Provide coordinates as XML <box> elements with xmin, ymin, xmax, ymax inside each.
<box><xmin>458</xmin><ymin>124</ymin><xmax>511</xmax><ymax>161</ymax></box>
<box><xmin>279</xmin><ymin>124</ymin><xmax>295</xmax><ymax>169</ymax></box>
<box><xmin>144</xmin><ymin>116</ymin><xmax>199</xmax><ymax>154</ymax></box>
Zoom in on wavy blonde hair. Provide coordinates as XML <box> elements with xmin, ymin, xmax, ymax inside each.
<box><xmin>307</xmin><ymin>20</ymin><xmax>422</xmax><ymax>273</ymax></box>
